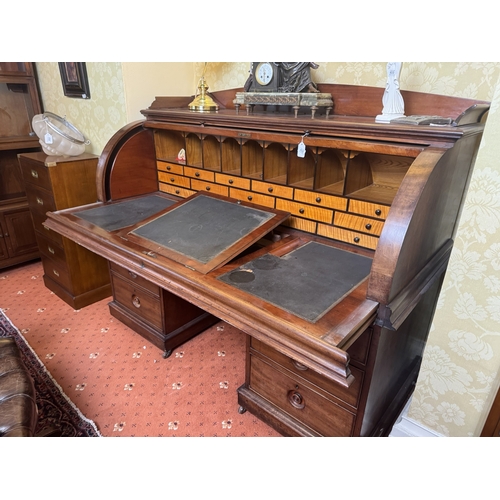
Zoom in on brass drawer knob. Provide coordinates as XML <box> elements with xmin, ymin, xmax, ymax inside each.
<box><xmin>36</xmin><ymin>197</ymin><xmax>44</xmax><ymax>205</ymax></box>
<box><xmin>53</xmin><ymin>269</ymin><xmax>60</xmax><ymax>277</ymax></box>
<box><xmin>31</xmin><ymin>169</ymin><xmax>38</xmax><ymax>179</ymax></box>
<box><xmin>48</xmin><ymin>246</ymin><xmax>55</xmax><ymax>254</ymax></box>
<box><xmin>287</xmin><ymin>390</ymin><xmax>305</xmax><ymax>410</ymax></box>
<box><xmin>132</xmin><ymin>295</ymin><xmax>141</xmax><ymax>308</ymax></box>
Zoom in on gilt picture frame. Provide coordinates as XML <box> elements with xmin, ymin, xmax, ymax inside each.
<box><xmin>58</xmin><ymin>62</ymin><xmax>91</xmax><ymax>99</ymax></box>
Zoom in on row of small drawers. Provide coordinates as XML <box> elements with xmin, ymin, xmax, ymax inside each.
<box><xmin>157</xmin><ymin>161</ymin><xmax>388</xmax><ymax>250</ymax></box>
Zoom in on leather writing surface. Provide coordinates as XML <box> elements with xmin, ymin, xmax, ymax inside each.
<box><xmin>130</xmin><ymin>195</ymin><xmax>275</xmax><ymax>264</ymax></box>
<box><xmin>218</xmin><ymin>242</ymin><xmax>372</xmax><ymax>322</ymax></box>
<box><xmin>76</xmin><ymin>195</ymin><xmax>176</xmax><ymax>232</ymax></box>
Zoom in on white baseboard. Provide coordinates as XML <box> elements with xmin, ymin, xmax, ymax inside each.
<box><xmin>389</xmin><ymin>398</ymin><xmax>443</xmax><ymax>437</ymax></box>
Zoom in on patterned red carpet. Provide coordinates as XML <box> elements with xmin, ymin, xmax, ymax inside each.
<box><xmin>0</xmin><ymin>260</ymin><xmax>279</xmax><ymax>437</ymax></box>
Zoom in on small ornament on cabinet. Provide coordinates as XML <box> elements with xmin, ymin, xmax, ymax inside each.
<box><xmin>376</xmin><ymin>62</ymin><xmax>406</xmax><ymax>123</ymax></box>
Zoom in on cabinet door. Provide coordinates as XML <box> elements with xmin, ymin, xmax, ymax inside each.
<box><xmin>2</xmin><ymin>207</ymin><xmax>38</xmax><ymax>257</ymax></box>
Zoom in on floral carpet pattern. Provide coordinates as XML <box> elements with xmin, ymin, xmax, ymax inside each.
<box><xmin>0</xmin><ymin>260</ymin><xmax>279</xmax><ymax>437</ymax></box>
<box><xmin>0</xmin><ymin>311</ymin><xmax>101</xmax><ymax>437</ymax></box>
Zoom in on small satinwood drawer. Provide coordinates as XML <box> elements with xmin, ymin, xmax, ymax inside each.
<box><xmin>317</xmin><ymin>224</ymin><xmax>378</xmax><ymax>250</ymax></box>
<box><xmin>252</xmin><ymin>180</ymin><xmax>293</xmax><ymax>200</ymax></box>
<box><xmin>111</xmin><ymin>273</ymin><xmax>162</xmax><ymax>330</ymax></box>
<box><xmin>191</xmin><ymin>179</ymin><xmax>229</xmax><ymax>196</ymax></box>
<box><xmin>157</xmin><ymin>171</ymin><xmax>191</xmax><ymax>188</ymax></box>
<box><xmin>109</xmin><ymin>262</ymin><xmax>160</xmax><ymax>297</ymax></box>
<box><xmin>158</xmin><ymin>183</ymin><xmax>194</xmax><ymax>199</ymax></box>
<box><xmin>334</xmin><ymin>212</ymin><xmax>384</xmax><ymax>236</ymax></box>
<box><xmin>215</xmin><ymin>173</ymin><xmax>251</xmax><ymax>190</ymax></box>
<box><xmin>348</xmin><ymin>199</ymin><xmax>389</xmax><ymax>220</ymax></box>
<box><xmin>156</xmin><ymin>161</ymin><xmax>184</xmax><ymax>175</ymax></box>
<box><xmin>184</xmin><ymin>166</ymin><xmax>215</xmax><ymax>182</ymax></box>
<box><xmin>276</xmin><ymin>199</ymin><xmax>333</xmax><ymax>224</ymax></box>
<box><xmin>250</xmin><ymin>338</ymin><xmax>363</xmax><ymax>408</ymax></box>
<box><xmin>249</xmin><ymin>355</ymin><xmax>356</xmax><ymax>436</ymax></box>
<box><xmin>42</xmin><ymin>256</ymin><xmax>72</xmax><ymax>291</ymax></box>
<box><xmin>229</xmin><ymin>188</ymin><xmax>275</xmax><ymax>209</ymax></box>
<box><xmin>20</xmin><ymin>158</ymin><xmax>52</xmax><ymax>191</ymax></box>
<box><xmin>294</xmin><ymin>189</ymin><xmax>347</xmax><ymax>210</ymax></box>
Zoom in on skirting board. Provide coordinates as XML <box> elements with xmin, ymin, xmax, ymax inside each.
<box><xmin>389</xmin><ymin>397</ymin><xmax>443</xmax><ymax>437</ymax></box>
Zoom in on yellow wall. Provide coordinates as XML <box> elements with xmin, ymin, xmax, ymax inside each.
<box><xmin>35</xmin><ymin>61</ymin><xmax>500</xmax><ymax>436</ymax></box>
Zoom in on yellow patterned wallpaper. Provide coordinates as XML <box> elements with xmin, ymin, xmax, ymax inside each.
<box><xmin>35</xmin><ymin>62</ymin><xmax>127</xmax><ymax>155</ymax></box>
<box><xmin>35</xmin><ymin>62</ymin><xmax>500</xmax><ymax>436</ymax></box>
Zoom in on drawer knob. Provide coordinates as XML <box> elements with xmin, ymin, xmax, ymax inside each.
<box><xmin>316</xmin><ymin>197</ymin><xmax>321</xmax><ymax>203</ymax></box>
<box><xmin>195</xmin><ymin>172</ymin><xmax>200</xmax><ymax>177</ymax></box>
<box><xmin>299</xmin><ymin>208</ymin><xmax>305</xmax><ymax>214</ymax></box>
<box><xmin>31</xmin><ymin>169</ymin><xmax>38</xmax><ymax>179</ymax></box>
<box><xmin>132</xmin><ymin>295</ymin><xmax>141</xmax><ymax>308</ymax></box>
<box><xmin>229</xmin><ymin>179</ymin><xmax>234</xmax><ymax>184</ymax></box>
<box><xmin>175</xmin><ymin>190</ymin><xmax>180</xmax><ymax>194</ymax></box>
<box><xmin>206</xmin><ymin>186</ymin><xmax>211</xmax><ymax>191</ymax></box>
<box><xmin>247</xmin><ymin>195</ymin><xmax>253</xmax><ymax>201</ymax></box>
<box><xmin>166</xmin><ymin>166</ymin><xmax>171</xmax><ymax>171</ymax></box>
<box><xmin>354</xmin><ymin>237</ymin><xmax>360</xmax><ymax>243</ymax></box>
<box><xmin>287</xmin><ymin>390</ymin><xmax>305</xmax><ymax>410</ymax></box>
<box><xmin>268</xmin><ymin>187</ymin><xmax>273</xmax><ymax>193</ymax></box>
<box><xmin>36</xmin><ymin>197</ymin><xmax>44</xmax><ymax>205</ymax></box>
<box><xmin>365</xmin><ymin>223</ymin><xmax>372</xmax><ymax>230</ymax></box>
<box><xmin>375</xmin><ymin>209</ymin><xmax>382</xmax><ymax>216</ymax></box>
<box><xmin>48</xmin><ymin>246</ymin><xmax>55</xmax><ymax>254</ymax></box>
<box><xmin>53</xmin><ymin>269</ymin><xmax>59</xmax><ymax>277</ymax></box>
<box><xmin>291</xmin><ymin>359</ymin><xmax>309</xmax><ymax>371</ymax></box>
<box><xmin>128</xmin><ymin>271</ymin><xmax>137</xmax><ymax>279</ymax></box>
<box><xmin>170</xmin><ymin>177</ymin><xmax>175</xmax><ymax>182</ymax></box>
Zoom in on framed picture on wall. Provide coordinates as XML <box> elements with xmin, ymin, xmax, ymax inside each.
<box><xmin>58</xmin><ymin>62</ymin><xmax>91</xmax><ymax>99</ymax></box>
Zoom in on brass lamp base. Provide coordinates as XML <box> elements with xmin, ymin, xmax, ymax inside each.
<box><xmin>189</xmin><ymin>76</ymin><xmax>218</xmax><ymax>112</ymax></box>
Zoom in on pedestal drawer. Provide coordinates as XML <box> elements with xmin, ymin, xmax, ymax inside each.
<box><xmin>109</xmin><ymin>262</ymin><xmax>160</xmax><ymax>297</ymax></box>
<box><xmin>111</xmin><ymin>273</ymin><xmax>162</xmax><ymax>330</ymax></box>
<box><xmin>42</xmin><ymin>256</ymin><xmax>72</xmax><ymax>291</ymax></box>
<box><xmin>250</xmin><ymin>338</ymin><xmax>363</xmax><ymax>408</ymax></box>
<box><xmin>249</xmin><ymin>355</ymin><xmax>356</xmax><ymax>436</ymax></box>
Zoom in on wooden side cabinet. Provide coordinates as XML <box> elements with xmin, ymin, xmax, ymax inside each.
<box><xmin>0</xmin><ymin>62</ymin><xmax>41</xmax><ymax>269</ymax></box>
<box><xmin>18</xmin><ymin>152</ymin><xmax>111</xmax><ymax>309</ymax></box>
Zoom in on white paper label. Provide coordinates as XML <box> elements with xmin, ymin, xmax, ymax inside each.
<box><xmin>44</xmin><ymin>132</ymin><xmax>53</xmax><ymax>144</ymax></box>
<box><xmin>297</xmin><ymin>141</ymin><xmax>306</xmax><ymax>158</ymax></box>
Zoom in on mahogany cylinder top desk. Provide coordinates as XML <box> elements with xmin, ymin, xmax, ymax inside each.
<box><xmin>44</xmin><ymin>84</ymin><xmax>489</xmax><ymax>436</ymax></box>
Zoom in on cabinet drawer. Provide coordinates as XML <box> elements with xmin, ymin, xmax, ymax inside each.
<box><xmin>317</xmin><ymin>223</ymin><xmax>378</xmax><ymax>250</ymax></box>
<box><xmin>157</xmin><ymin>161</ymin><xmax>184</xmax><ymax>175</ymax></box>
<box><xmin>42</xmin><ymin>256</ymin><xmax>72</xmax><ymax>291</ymax></box>
<box><xmin>20</xmin><ymin>158</ymin><xmax>52</xmax><ymax>191</ymax></box>
<box><xmin>184</xmin><ymin>166</ymin><xmax>215</xmax><ymax>182</ymax></box>
<box><xmin>157</xmin><ymin>171</ymin><xmax>191</xmax><ymax>188</ymax></box>
<box><xmin>25</xmin><ymin>184</ymin><xmax>56</xmax><ymax>216</ymax></box>
<box><xmin>250</xmin><ymin>338</ymin><xmax>363</xmax><ymax>408</ymax></box>
<box><xmin>109</xmin><ymin>262</ymin><xmax>160</xmax><ymax>297</ymax></box>
<box><xmin>249</xmin><ymin>355</ymin><xmax>356</xmax><ymax>436</ymax></box>
<box><xmin>111</xmin><ymin>274</ymin><xmax>162</xmax><ymax>330</ymax></box>
<box><xmin>276</xmin><ymin>199</ymin><xmax>333</xmax><ymax>224</ymax></box>
<box><xmin>294</xmin><ymin>189</ymin><xmax>347</xmax><ymax>210</ymax></box>
<box><xmin>215</xmin><ymin>173</ymin><xmax>251</xmax><ymax>190</ymax></box>
<box><xmin>36</xmin><ymin>231</ymin><xmax>66</xmax><ymax>266</ymax></box>
<box><xmin>252</xmin><ymin>180</ymin><xmax>293</xmax><ymax>200</ymax></box>
<box><xmin>334</xmin><ymin>212</ymin><xmax>384</xmax><ymax>236</ymax></box>
<box><xmin>348</xmin><ymin>199</ymin><xmax>389</xmax><ymax>220</ymax></box>
<box><xmin>229</xmin><ymin>188</ymin><xmax>275</xmax><ymax>209</ymax></box>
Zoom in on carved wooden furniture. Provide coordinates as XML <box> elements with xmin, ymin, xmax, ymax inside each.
<box><xmin>0</xmin><ymin>62</ymin><xmax>41</xmax><ymax>269</ymax></box>
<box><xmin>18</xmin><ymin>152</ymin><xmax>111</xmax><ymax>309</ymax></box>
<box><xmin>44</xmin><ymin>84</ymin><xmax>489</xmax><ymax>436</ymax></box>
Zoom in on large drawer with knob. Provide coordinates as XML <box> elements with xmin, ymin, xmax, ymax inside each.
<box><xmin>250</xmin><ymin>337</ymin><xmax>364</xmax><ymax>409</ymax></box>
<box><xmin>248</xmin><ymin>354</ymin><xmax>356</xmax><ymax>436</ymax></box>
<box><xmin>110</xmin><ymin>268</ymin><xmax>162</xmax><ymax>330</ymax></box>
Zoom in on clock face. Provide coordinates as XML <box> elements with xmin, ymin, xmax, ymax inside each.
<box><xmin>255</xmin><ymin>63</ymin><xmax>274</xmax><ymax>86</ymax></box>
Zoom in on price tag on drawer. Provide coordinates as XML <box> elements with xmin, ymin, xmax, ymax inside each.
<box><xmin>297</xmin><ymin>140</ymin><xmax>306</xmax><ymax>158</ymax></box>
